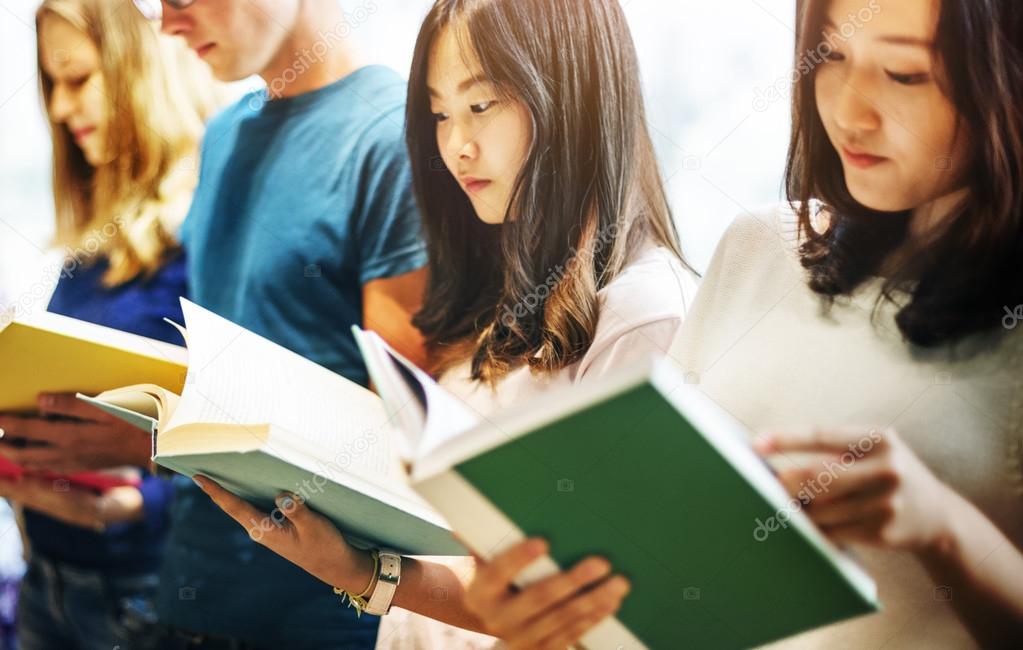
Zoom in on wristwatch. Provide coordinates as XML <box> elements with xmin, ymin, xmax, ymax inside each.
<box><xmin>364</xmin><ymin>549</ymin><xmax>402</xmax><ymax>616</ymax></box>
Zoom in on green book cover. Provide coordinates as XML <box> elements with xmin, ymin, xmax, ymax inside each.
<box><xmin>412</xmin><ymin>359</ymin><xmax>879</xmax><ymax>649</ymax></box>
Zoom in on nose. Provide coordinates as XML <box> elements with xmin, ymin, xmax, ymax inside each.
<box><xmin>445</xmin><ymin>122</ymin><xmax>478</xmax><ymax>162</ymax></box>
<box><xmin>49</xmin><ymin>83</ymin><xmax>75</xmax><ymax>124</ymax></box>
<box><xmin>832</xmin><ymin>73</ymin><xmax>882</xmax><ymax>135</ymax></box>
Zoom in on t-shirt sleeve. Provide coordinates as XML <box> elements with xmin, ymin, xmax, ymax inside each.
<box><xmin>353</xmin><ymin>118</ymin><xmax>428</xmax><ymax>285</ymax></box>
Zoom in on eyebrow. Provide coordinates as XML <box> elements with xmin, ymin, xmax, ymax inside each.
<box><xmin>822</xmin><ymin>19</ymin><xmax>933</xmax><ymax>48</ymax></box>
<box><xmin>427</xmin><ymin>75</ymin><xmax>486</xmax><ymax>98</ymax></box>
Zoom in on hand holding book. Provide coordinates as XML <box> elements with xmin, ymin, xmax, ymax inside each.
<box><xmin>464</xmin><ymin>537</ymin><xmax>631</xmax><ymax>650</ymax></box>
<box><xmin>756</xmin><ymin>427</ymin><xmax>959</xmax><ymax>552</ymax></box>
<box><xmin>0</xmin><ymin>392</ymin><xmax>152</xmax><ymax>476</ymax></box>
<box><xmin>192</xmin><ymin>474</ymin><xmax>376</xmax><ymax>595</ymax></box>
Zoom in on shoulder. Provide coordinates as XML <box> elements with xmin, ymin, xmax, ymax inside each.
<box><xmin>339</xmin><ymin>67</ymin><xmax>409</xmax><ymax>150</ymax></box>
<box><xmin>202</xmin><ymin>91</ymin><xmax>260</xmax><ymax>140</ymax></box>
<box><xmin>697</xmin><ymin>202</ymin><xmax>813</xmax><ymax>294</ymax></box>
<box><xmin>576</xmin><ymin>246</ymin><xmax>698</xmax><ymax>379</ymax></box>
<box><xmin>665</xmin><ymin>203</ymin><xmax>814</xmax><ymax>365</ymax></box>
<box><xmin>716</xmin><ymin>202</ymin><xmax>806</xmax><ymax>259</ymax></box>
<box><xmin>599</xmin><ymin>244</ymin><xmax>698</xmax><ymax>326</ymax></box>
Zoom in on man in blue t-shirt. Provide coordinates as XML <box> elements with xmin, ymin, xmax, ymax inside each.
<box><xmin>143</xmin><ymin>1</ymin><xmax>427</xmax><ymax>647</ymax></box>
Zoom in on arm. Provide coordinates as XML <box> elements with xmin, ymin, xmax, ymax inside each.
<box><xmin>194</xmin><ymin>478</ymin><xmax>628</xmax><ymax>645</ymax></box>
<box><xmin>363</xmin><ymin>267</ymin><xmax>429</xmax><ymax>371</ymax></box>
<box><xmin>0</xmin><ymin>477</ymin><xmax>144</xmax><ymax>531</ymax></box>
<box><xmin>916</xmin><ymin>490</ymin><xmax>1023</xmax><ymax>647</ymax></box>
<box><xmin>758</xmin><ymin>427</ymin><xmax>1023</xmax><ymax>647</ymax></box>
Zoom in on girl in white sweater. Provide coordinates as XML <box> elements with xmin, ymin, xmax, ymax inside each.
<box><xmin>466</xmin><ymin>0</ymin><xmax>1023</xmax><ymax>647</ymax></box>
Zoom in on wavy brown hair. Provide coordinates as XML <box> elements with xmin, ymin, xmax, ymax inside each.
<box><xmin>787</xmin><ymin>0</ymin><xmax>1023</xmax><ymax>348</ymax></box>
<box><xmin>408</xmin><ymin>0</ymin><xmax>692</xmax><ymax>382</ymax></box>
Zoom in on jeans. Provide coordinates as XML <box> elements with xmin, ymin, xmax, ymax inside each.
<box><xmin>17</xmin><ymin>555</ymin><xmax>160</xmax><ymax>650</ymax></box>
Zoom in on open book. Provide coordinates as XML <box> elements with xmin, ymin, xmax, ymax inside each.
<box><xmin>353</xmin><ymin>329</ymin><xmax>880</xmax><ymax>650</ymax></box>
<box><xmin>81</xmin><ymin>300</ymin><xmax>464</xmax><ymax>556</ymax></box>
<box><xmin>0</xmin><ymin>309</ymin><xmax>186</xmax><ymax>492</ymax></box>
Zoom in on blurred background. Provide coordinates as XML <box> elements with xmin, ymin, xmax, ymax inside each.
<box><xmin>0</xmin><ymin>0</ymin><xmax>797</xmax><ymax>585</ymax></box>
<box><xmin>0</xmin><ymin>0</ymin><xmax>798</xmax><ymax>309</ymax></box>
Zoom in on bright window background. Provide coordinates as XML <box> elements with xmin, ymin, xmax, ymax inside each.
<box><xmin>0</xmin><ymin>0</ymin><xmax>798</xmax><ymax>307</ymax></box>
<box><xmin>0</xmin><ymin>0</ymin><xmax>796</xmax><ymax>564</ymax></box>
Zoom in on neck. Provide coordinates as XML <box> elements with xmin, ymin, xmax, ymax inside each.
<box><xmin>877</xmin><ymin>188</ymin><xmax>969</xmax><ymax>278</ymax></box>
<box><xmin>259</xmin><ymin>1</ymin><xmax>366</xmax><ymax>100</ymax></box>
<box><xmin>908</xmin><ymin>188</ymin><xmax>969</xmax><ymax>243</ymax></box>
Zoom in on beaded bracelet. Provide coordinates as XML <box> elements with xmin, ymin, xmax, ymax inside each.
<box><xmin>333</xmin><ymin>549</ymin><xmax>380</xmax><ymax>617</ymax></box>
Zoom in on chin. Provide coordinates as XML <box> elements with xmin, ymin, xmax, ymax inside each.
<box><xmin>82</xmin><ymin>149</ymin><xmax>103</xmax><ymax>167</ymax></box>
<box><xmin>471</xmin><ymin>202</ymin><xmax>508</xmax><ymax>225</ymax></box>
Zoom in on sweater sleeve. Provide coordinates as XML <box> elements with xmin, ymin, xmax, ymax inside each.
<box><xmin>136</xmin><ymin>473</ymin><xmax>174</xmax><ymax>534</ymax></box>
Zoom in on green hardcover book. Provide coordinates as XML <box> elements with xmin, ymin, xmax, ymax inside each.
<box><xmin>79</xmin><ymin>299</ymin><xmax>465</xmax><ymax>557</ymax></box>
<box><xmin>354</xmin><ymin>328</ymin><xmax>880</xmax><ymax>650</ymax></box>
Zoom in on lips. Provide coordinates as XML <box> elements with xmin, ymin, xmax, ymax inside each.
<box><xmin>841</xmin><ymin>146</ymin><xmax>888</xmax><ymax>169</ymax></box>
<box><xmin>71</xmin><ymin>126</ymin><xmax>95</xmax><ymax>142</ymax></box>
<box><xmin>461</xmin><ymin>177</ymin><xmax>492</xmax><ymax>193</ymax></box>
<box><xmin>195</xmin><ymin>43</ymin><xmax>215</xmax><ymax>58</ymax></box>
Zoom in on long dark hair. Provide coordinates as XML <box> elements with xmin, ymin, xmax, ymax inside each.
<box><xmin>407</xmin><ymin>0</ymin><xmax>691</xmax><ymax>382</ymax></box>
<box><xmin>787</xmin><ymin>0</ymin><xmax>1023</xmax><ymax>347</ymax></box>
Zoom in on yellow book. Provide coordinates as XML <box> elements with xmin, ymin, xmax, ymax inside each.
<box><xmin>0</xmin><ymin>310</ymin><xmax>188</xmax><ymax>413</ymax></box>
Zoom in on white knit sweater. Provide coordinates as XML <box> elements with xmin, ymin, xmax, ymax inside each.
<box><xmin>668</xmin><ymin>204</ymin><xmax>1023</xmax><ymax>649</ymax></box>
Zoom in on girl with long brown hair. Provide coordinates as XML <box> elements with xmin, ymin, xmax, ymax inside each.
<box><xmin>488</xmin><ymin>0</ymin><xmax>1023</xmax><ymax>647</ymax></box>
<box><xmin>196</xmin><ymin>0</ymin><xmax>698</xmax><ymax>646</ymax></box>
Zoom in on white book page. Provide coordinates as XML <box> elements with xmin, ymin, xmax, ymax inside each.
<box><xmin>352</xmin><ymin>327</ymin><xmax>426</xmax><ymax>459</ymax></box>
<box><xmin>169</xmin><ymin>301</ymin><xmax>400</xmax><ymax>486</ymax></box>
<box><xmin>355</xmin><ymin>329</ymin><xmax>479</xmax><ymax>463</ymax></box>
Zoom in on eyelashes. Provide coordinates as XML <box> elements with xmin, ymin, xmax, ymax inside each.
<box><xmin>819</xmin><ymin>51</ymin><xmax>931</xmax><ymax>86</ymax></box>
<box><xmin>431</xmin><ymin>100</ymin><xmax>500</xmax><ymax>123</ymax></box>
<box><xmin>884</xmin><ymin>71</ymin><xmax>931</xmax><ymax>86</ymax></box>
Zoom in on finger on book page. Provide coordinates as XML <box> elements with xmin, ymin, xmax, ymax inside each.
<box><xmin>193</xmin><ymin>474</ymin><xmax>277</xmax><ymax>540</ymax></box>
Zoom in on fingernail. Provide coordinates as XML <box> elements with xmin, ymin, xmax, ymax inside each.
<box><xmin>192</xmin><ymin>476</ymin><xmax>205</xmax><ymax>489</ymax></box>
<box><xmin>276</xmin><ymin>495</ymin><xmax>295</xmax><ymax>510</ymax></box>
<box><xmin>585</xmin><ymin>558</ymin><xmax>611</xmax><ymax>579</ymax></box>
<box><xmin>611</xmin><ymin>576</ymin><xmax>631</xmax><ymax>595</ymax></box>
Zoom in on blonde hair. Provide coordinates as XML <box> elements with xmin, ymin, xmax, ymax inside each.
<box><xmin>36</xmin><ymin>0</ymin><xmax>221</xmax><ymax>286</ymax></box>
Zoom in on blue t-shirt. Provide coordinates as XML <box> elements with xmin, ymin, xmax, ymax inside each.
<box><xmin>160</xmin><ymin>67</ymin><xmax>427</xmax><ymax>647</ymax></box>
<box><xmin>26</xmin><ymin>255</ymin><xmax>185</xmax><ymax>575</ymax></box>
